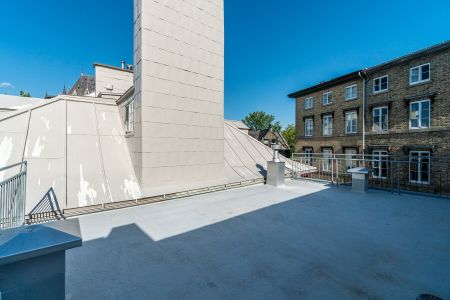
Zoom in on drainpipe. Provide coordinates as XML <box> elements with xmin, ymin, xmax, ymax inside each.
<box><xmin>358</xmin><ymin>70</ymin><xmax>367</xmax><ymax>159</ymax></box>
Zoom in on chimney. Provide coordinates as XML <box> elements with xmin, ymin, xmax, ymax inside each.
<box><xmin>121</xmin><ymin>60</ymin><xmax>126</xmax><ymax>69</ymax></box>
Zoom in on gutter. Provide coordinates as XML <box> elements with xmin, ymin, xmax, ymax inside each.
<box><xmin>358</xmin><ymin>70</ymin><xmax>368</xmax><ymax>157</ymax></box>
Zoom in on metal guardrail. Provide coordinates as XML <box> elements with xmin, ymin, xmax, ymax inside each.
<box><xmin>0</xmin><ymin>162</ymin><xmax>27</xmax><ymax>229</ymax></box>
<box><xmin>292</xmin><ymin>153</ymin><xmax>450</xmax><ymax>198</ymax></box>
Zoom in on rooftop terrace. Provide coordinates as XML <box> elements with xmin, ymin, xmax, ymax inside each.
<box><xmin>66</xmin><ymin>180</ymin><xmax>450</xmax><ymax>299</ymax></box>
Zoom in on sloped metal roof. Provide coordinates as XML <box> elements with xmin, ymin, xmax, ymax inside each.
<box><xmin>0</xmin><ymin>98</ymin><xmax>295</xmax><ymax>214</ymax></box>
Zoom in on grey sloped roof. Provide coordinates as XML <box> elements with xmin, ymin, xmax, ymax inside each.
<box><xmin>248</xmin><ymin>128</ymin><xmax>290</xmax><ymax>150</ymax></box>
<box><xmin>67</xmin><ymin>75</ymin><xmax>95</xmax><ymax>96</ymax></box>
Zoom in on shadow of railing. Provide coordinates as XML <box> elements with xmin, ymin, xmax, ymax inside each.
<box><xmin>26</xmin><ymin>187</ymin><xmax>65</xmax><ymax>224</ymax></box>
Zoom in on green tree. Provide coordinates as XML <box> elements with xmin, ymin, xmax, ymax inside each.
<box><xmin>19</xmin><ymin>91</ymin><xmax>31</xmax><ymax>97</ymax></box>
<box><xmin>243</xmin><ymin>111</ymin><xmax>281</xmax><ymax>131</ymax></box>
<box><xmin>272</xmin><ymin>121</ymin><xmax>282</xmax><ymax>133</ymax></box>
<box><xmin>282</xmin><ymin>124</ymin><xmax>296</xmax><ymax>152</ymax></box>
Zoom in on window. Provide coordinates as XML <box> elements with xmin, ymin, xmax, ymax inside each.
<box><xmin>409</xmin><ymin>151</ymin><xmax>430</xmax><ymax>184</ymax></box>
<box><xmin>322</xmin><ymin>92</ymin><xmax>332</xmax><ymax>105</ymax></box>
<box><xmin>345</xmin><ymin>111</ymin><xmax>357</xmax><ymax>134</ymax></box>
<box><xmin>373</xmin><ymin>106</ymin><xmax>388</xmax><ymax>133</ymax></box>
<box><xmin>410</xmin><ymin>63</ymin><xmax>430</xmax><ymax>85</ymax></box>
<box><xmin>322</xmin><ymin>149</ymin><xmax>333</xmax><ymax>172</ymax></box>
<box><xmin>125</xmin><ymin>101</ymin><xmax>135</xmax><ymax>133</ymax></box>
<box><xmin>410</xmin><ymin>99</ymin><xmax>430</xmax><ymax>129</ymax></box>
<box><xmin>373</xmin><ymin>75</ymin><xmax>388</xmax><ymax>93</ymax></box>
<box><xmin>305</xmin><ymin>97</ymin><xmax>313</xmax><ymax>109</ymax></box>
<box><xmin>304</xmin><ymin>147</ymin><xmax>313</xmax><ymax>166</ymax></box>
<box><xmin>305</xmin><ymin>118</ymin><xmax>313</xmax><ymax>137</ymax></box>
<box><xmin>322</xmin><ymin>115</ymin><xmax>333</xmax><ymax>136</ymax></box>
<box><xmin>345</xmin><ymin>148</ymin><xmax>358</xmax><ymax>170</ymax></box>
<box><xmin>372</xmin><ymin>150</ymin><xmax>388</xmax><ymax>179</ymax></box>
<box><xmin>345</xmin><ymin>84</ymin><xmax>357</xmax><ymax>100</ymax></box>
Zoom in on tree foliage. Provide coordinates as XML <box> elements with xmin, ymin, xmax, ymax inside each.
<box><xmin>19</xmin><ymin>91</ymin><xmax>31</xmax><ymax>97</ymax></box>
<box><xmin>282</xmin><ymin>124</ymin><xmax>296</xmax><ymax>152</ymax></box>
<box><xmin>243</xmin><ymin>111</ymin><xmax>281</xmax><ymax>132</ymax></box>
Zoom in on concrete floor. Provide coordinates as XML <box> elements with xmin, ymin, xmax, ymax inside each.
<box><xmin>66</xmin><ymin>180</ymin><xmax>450</xmax><ymax>300</ymax></box>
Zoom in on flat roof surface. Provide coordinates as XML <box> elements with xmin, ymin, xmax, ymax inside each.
<box><xmin>66</xmin><ymin>180</ymin><xmax>450</xmax><ymax>299</ymax></box>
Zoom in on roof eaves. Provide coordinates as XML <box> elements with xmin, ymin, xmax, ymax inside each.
<box><xmin>287</xmin><ymin>70</ymin><xmax>362</xmax><ymax>99</ymax></box>
<box><xmin>365</xmin><ymin>40</ymin><xmax>450</xmax><ymax>74</ymax></box>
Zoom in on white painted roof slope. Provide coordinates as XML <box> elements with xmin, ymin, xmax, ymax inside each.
<box><xmin>0</xmin><ymin>95</ymin><xmax>140</xmax><ymax>213</ymax></box>
<box><xmin>0</xmin><ymin>97</ymin><xmax>294</xmax><ymax>213</ymax></box>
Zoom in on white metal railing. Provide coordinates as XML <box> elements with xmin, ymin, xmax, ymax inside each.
<box><xmin>0</xmin><ymin>162</ymin><xmax>27</xmax><ymax>229</ymax></box>
<box><xmin>291</xmin><ymin>153</ymin><xmax>450</xmax><ymax>198</ymax></box>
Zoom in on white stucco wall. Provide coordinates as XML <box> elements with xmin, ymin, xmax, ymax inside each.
<box><xmin>94</xmin><ymin>65</ymin><xmax>134</xmax><ymax>97</ymax></box>
<box><xmin>133</xmin><ymin>0</ymin><xmax>225</xmax><ymax>193</ymax></box>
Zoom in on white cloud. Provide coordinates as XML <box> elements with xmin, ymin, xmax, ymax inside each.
<box><xmin>0</xmin><ymin>82</ymin><xmax>14</xmax><ymax>89</ymax></box>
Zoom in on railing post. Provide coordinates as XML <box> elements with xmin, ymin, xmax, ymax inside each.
<box><xmin>331</xmin><ymin>155</ymin><xmax>334</xmax><ymax>185</ymax></box>
<box><xmin>390</xmin><ymin>160</ymin><xmax>394</xmax><ymax>194</ymax></box>
<box><xmin>397</xmin><ymin>161</ymin><xmax>401</xmax><ymax>195</ymax></box>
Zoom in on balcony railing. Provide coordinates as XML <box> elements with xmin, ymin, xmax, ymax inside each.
<box><xmin>291</xmin><ymin>153</ymin><xmax>450</xmax><ymax>198</ymax></box>
<box><xmin>0</xmin><ymin>162</ymin><xmax>27</xmax><ymax>229</ymax></box>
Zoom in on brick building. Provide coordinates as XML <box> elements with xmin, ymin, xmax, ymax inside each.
<box><xmin>288</xmin><ymin>41</ymin><xmax>450</xmax><ymax>181</ymax></box>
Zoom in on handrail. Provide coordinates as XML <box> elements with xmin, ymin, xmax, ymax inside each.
<box><xmin>0</xmin><ymin>161</ymin><xmax>27</xmax><ymax>230</ymax></box>
<box><xmin>0</xmin><ymin>161</ymin><xmax>27</xmax><ymax>173</ymax></box>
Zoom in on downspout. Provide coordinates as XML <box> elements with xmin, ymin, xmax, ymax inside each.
<box><xmin>358</xmin><ymin>70</ymin><xmax>367</xmax><ymax>159</ymax></box>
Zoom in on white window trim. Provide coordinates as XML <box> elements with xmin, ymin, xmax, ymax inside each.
<box><xmin>304</xmin><ymin>97</ymin><xmax>313</xmax><ymax>109</ymax></box>
<box><xmin>322</xmin><ymin>149</ymin><xmax>333</xmax><ymax>172</ymax></box>
<box><xmin>372</xmin><ymin>150</ymin><xmax>389</xmax><ymax>179</ymax></box>
<box><xmin>373</xmin><ymin>75</ymin><xmax>389</xmax><ymax>94</ymax></box>
<box><xmin>345</xmin><ymin>84</ymin><xmax>358</xmax><ymax>100</ymax></box>
<box><xmin>345</xmin><ymin>111</ymin><xmax>358</xmax><ymax>134</ymax></box>
<box><xmin>409</xmin><ymin>63</ymin><xmax>431</xmax><ymax>85</ymax></box>
<box><xmin>305</xmin><ymin>118</ymin><xmax>313</xmax><ymax>137</ymax></box>
<box><xmin>409</xmin><ymin>99</ymin><xmax>431</xmax><ymax>129</ymax></box>
<box><xmin>125</xmin><ymin>101</ymin><xmax>135</xmax><ymax>133</ymax></box>
<box><xmin>304</xmin><ymin>147</ymin><xmax>313</xmax><ymax>165</ymax></box>
<box><xmin>344</xmin><ymin>148</ymin><xmax>358</xmax><ymax>171</ymax></box>
<box><xmin>372</xmin><ymin>106</ymin><xmax>389</xmax><ymax>133</ymax></box>
<box><xmin>409</xmin><ymin>151</ymin><xmax>431</xmax><ymax>184</ymax></box>
<box><xmin>322</xmin><ymin>115</ymin><xmax>333</xmax><ymax>136</ymax></box>
<box><xmin>322</xmin><ymin>92</ymin><xmax>333</xmax><ymax>105</ymax></box>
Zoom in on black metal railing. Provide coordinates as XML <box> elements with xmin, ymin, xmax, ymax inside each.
<box><xmin>291</xmin><ymin>153</ymin><xmax>450</xmax><ymax>198</ymax></box>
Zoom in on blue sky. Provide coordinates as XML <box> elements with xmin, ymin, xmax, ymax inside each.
<box><xmin>0</xmin><ymin>0</ymin><xmax>449</xmax><ymax>127</ymax></box>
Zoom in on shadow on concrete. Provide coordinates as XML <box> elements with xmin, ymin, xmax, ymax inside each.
<box><xmin>66</xmin><ymin>185</ymin><xmax>450</xmax><ymax>300</ymax></box>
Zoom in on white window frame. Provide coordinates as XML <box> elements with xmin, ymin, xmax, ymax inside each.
<box><xmin>322</xmin><ymin>149</ymin><xmax>333</xmax><ymax>172</ymax></box>
<box><xmin>125</xmin><ymin>101</ymin><xmax>135</xmax><ymax>133</ymax></box>
<box><xmin>409</xmin><ymin>63</ymin><xmax>430</xmax><ymax>85</ymax></box>
<box><xmin>305</xmin><ymin>118</ymin><xmax>313</xmax><ymax>137</ymax></box>
<box><xmin>409</xmin><ymin>99</ymin><xmax>430</xmax><ymax>129</ymax></box>
<box><xmin>322</xmin><ymin>115</ymin><xmax>333</xmax><ymax>136</ymax></box>
<box><xmin>345</xmin><ymin>84</ymin><xmax>358</xmax><ymax>100</ymax></box>
<box><xmin>304</xmin><ymin>147</ymin><xmax>313</xmax><ymax>166</ymax></box>
<box><xmin>372</xmin><ymin>150</ymin><xmax>389</xmax><ymax>179</ymax></box>
<box><xmin>344</xmin><ymin>148</ymin><xmax>358</xmax><ymax>171</ymax></box>
<box><xmin>409</xmin><ymin>151</ymin><xmax>431</xmax><ymax>184</ymax></box>
<box><xmin>372</xmin><ymin>106</ymin><xmax>389</xmax><ymax>133</ymax></box>
<box><xmin>373</xmin><ymin>75</ymin><xmax>389</xmax><ymax>93</ymax></box>
<box><xmin>322</xmin><ymin>92</ymin><xmax>332</xmax><ymax>105</ymax></box>
<box><xmin>304</xmin><ymin>97</ymin><xmax>313</xmax><ymax>109</ymax></box>
<box><xmin>345</xmin><ymin>111</ymin><xmax>357</xmax><ymax>134</ymax></box>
